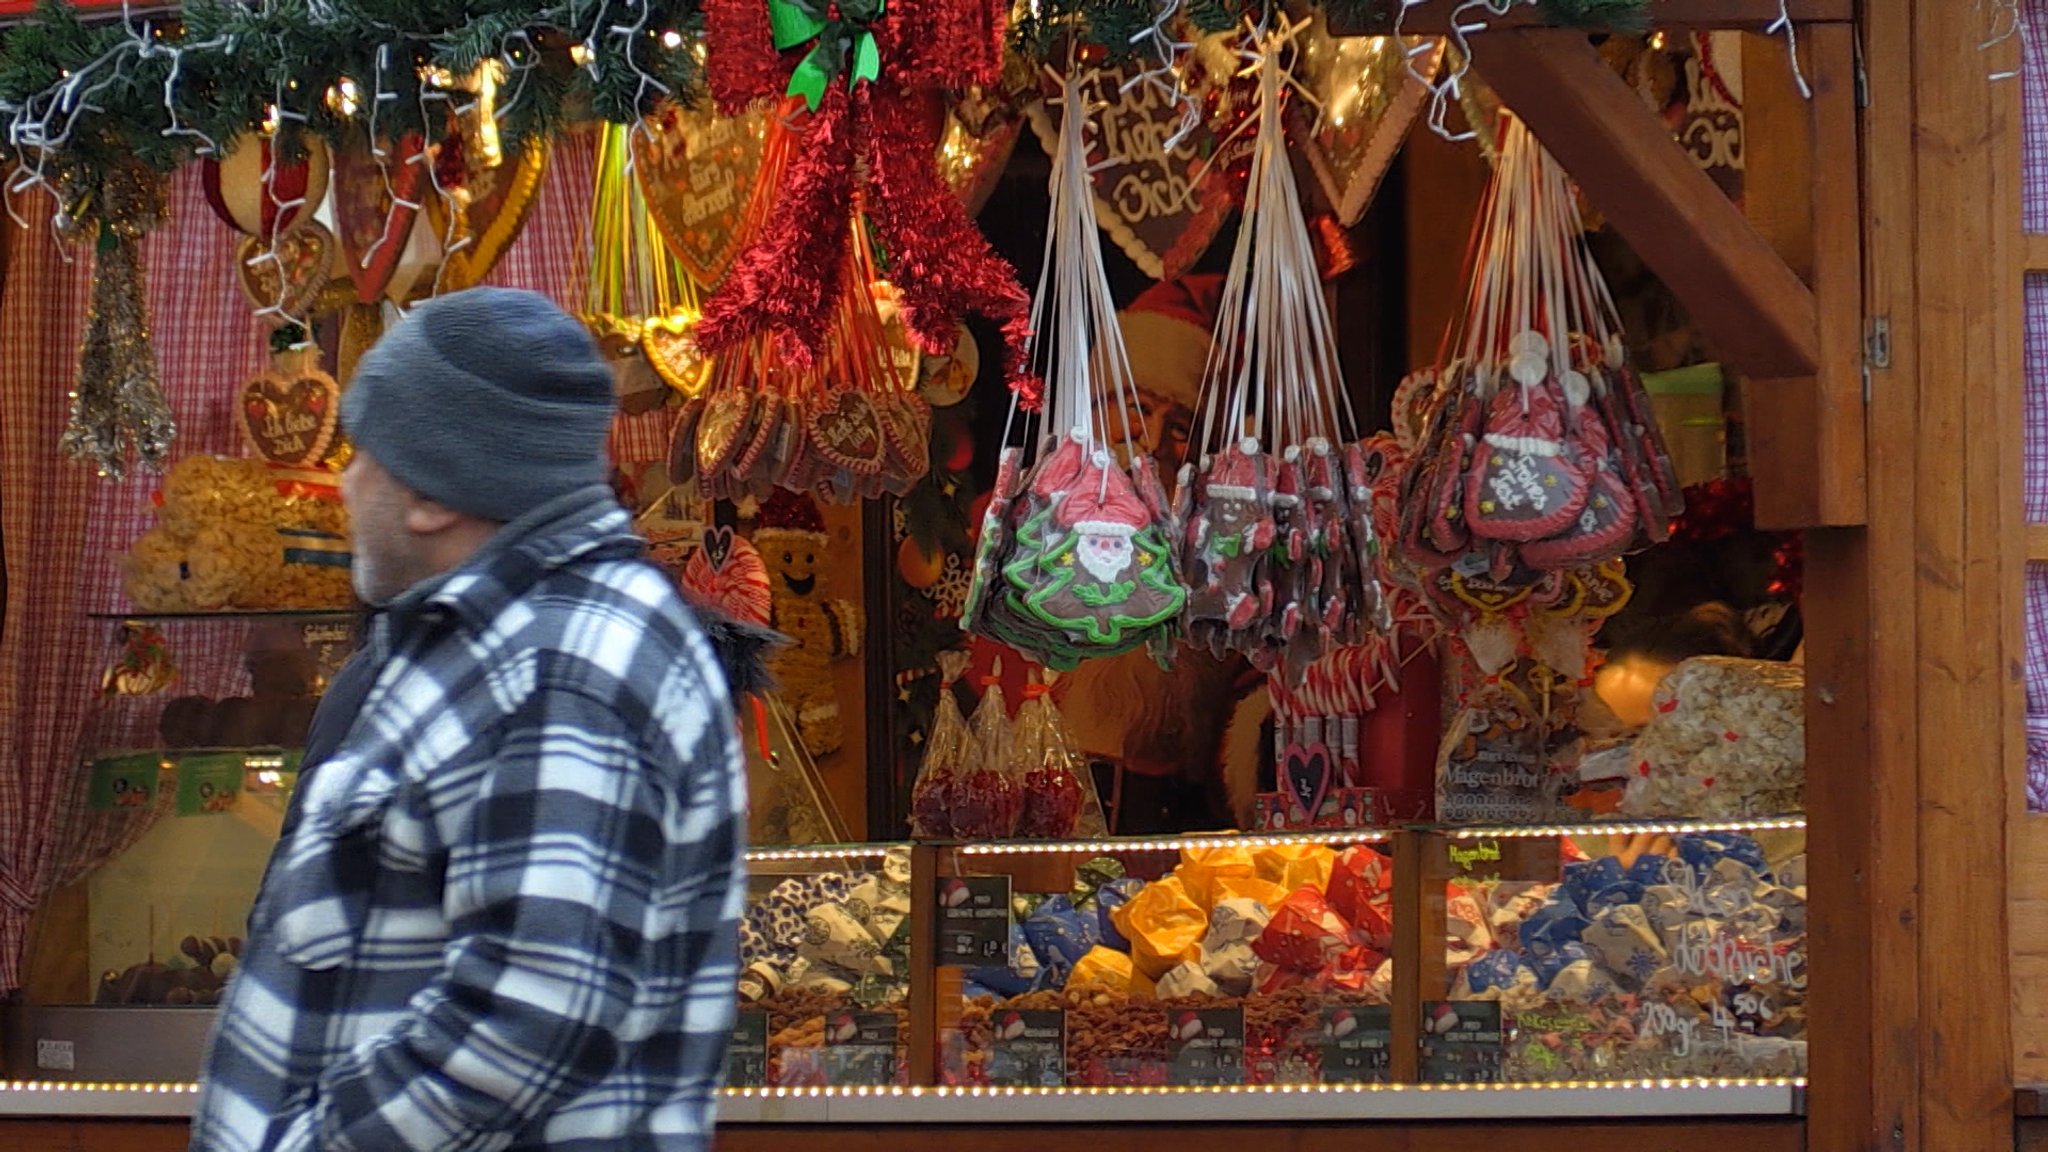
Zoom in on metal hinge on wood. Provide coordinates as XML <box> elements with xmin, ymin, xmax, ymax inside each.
<box><xmin>1867</xmin><ymin>317</ymin><xmax>1891</xmax><ymax>368</ymax></box>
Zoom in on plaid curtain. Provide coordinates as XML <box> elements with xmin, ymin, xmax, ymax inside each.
<box><xmin>2024</xmin><ymin>0</ymin><xmax>2048</xmax><ymax>810</ymax></box>
<box><xmin>0</xmin><ymin>167</ymin><xmax>267</xmax><ymax>993</ymax></box>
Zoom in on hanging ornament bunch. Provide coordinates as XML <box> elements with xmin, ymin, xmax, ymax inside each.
<box><xmin>697</xmin><ymin>0</ymin><xmax>1036</xmax><ymax>403</ymax></box>
<box><xmin>61</xmin><ymin>163</ymin><xmax>176</xmax><ymax>480</ymax></box>
<box><xmin>583</xmin><ymin>121</ymin><xmax>712</xmax><ymax>396</ymax></box>
<box><xmin>1178</xmin><ymin>19</ymin><xmax>1392</xmax><ymax>679</ymax></box>
<box><xmin>959</xmin><ymin>69</ymin><xmax>1187</xmax><ymax>670</ymax></box>
<box><xmin>1398</xmin><ymin>114</ymin><xmax>1681</xmax><ymax>590</ymax></box>
<box><xmin>669</xmin><ymin>105</ymin><xmax>932</xmax><ymax>502</ymax></box>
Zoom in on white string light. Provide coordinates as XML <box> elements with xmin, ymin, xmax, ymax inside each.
<box><xmin>1981</xmin><ymin>0</ymin><xmax>2026</xmax><ymax>82</ymax></box>
<box><xmin>1763</xmin><ymin>0</ymin><xmax>1812</xmax><ymax>99</ymax></box>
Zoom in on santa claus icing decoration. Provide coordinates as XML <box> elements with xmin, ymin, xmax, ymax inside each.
<box><xmin>1178</xmin><ymin>21</ymin><xmax>1392</xmax><ymax>677</ymax></box>
<box><xmin>962</xmin><ymin>69</ymin><xmax>1185</xmax><ymax>670</ymax></box>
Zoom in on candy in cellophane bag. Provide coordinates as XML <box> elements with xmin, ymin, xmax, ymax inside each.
<box><xmin>1010</xmin><ymin>669</ymin><xmax>1108</xmax><ymax>838</ymax></box>
<box><xmin>950</xmin><ymin>665</ymin><xmax>1023</xmax><ymax>839</ymax></box>
<box><xmin>908</xmin><ymin>651</ymin><xmax>980</xmax><ymax>840</ymax></box>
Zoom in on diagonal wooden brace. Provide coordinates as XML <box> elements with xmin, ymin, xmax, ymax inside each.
<box><xmin>1467</xmin><ymin>27</ymin><xmax>1820</xmax><ymax>379</ymax></box>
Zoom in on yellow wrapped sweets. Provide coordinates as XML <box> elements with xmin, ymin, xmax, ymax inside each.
<box><xmin>1111</xmin><ymin>875</ymin><xmax>1207</xmax><ymax>980</ymax></box>
<box><xmin>1067</xmin><ymin>946</ymin><xmax>1136</xmax><ymax>996</ymax></box>
<box><xmin>1213</xmin><ymin>874</ymin><xmax>1290</xmax><ymax>911</ymax></box>
<box><xmin>1176</xmin><ymin>844</ymin><xmax>1257</xmax><ymax>910</ymax></box>
<box><xmin>1253</xmin><ymin>843</ymin><xmax>1337</xmax><ymax>894</ymax></box>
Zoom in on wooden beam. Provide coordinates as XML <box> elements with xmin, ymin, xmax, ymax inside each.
<box><xmin>1465</xmin><ymin>28</ymin><xmax>1821</xmax><ymax>379</ymax></box>
<box><xmin>2024</xmin><ymin>233</ymin><xmax>2048</xmax><ymax>274</ymax></box>
<box><xmin>1741</xmin><ymin>25</ymin><xmax>1868</xmax><ymax>528</ymax></box>
<box><xmin>2029</xmin><ymin>524</ymin><xmax>2048</xmax><ymax>563</ymax></box>
<box><xmin>1334</xmin><ymin>0</ymin><xmax>1850</xmax><ymax>36</ymax></box>
<box><xmin>1907</xmin><ymin>0</ymin><xmax>2020</xmax><ymax>1140</ymax></box>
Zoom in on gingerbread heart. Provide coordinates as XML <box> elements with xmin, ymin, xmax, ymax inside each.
<box><xmin>633</xmin><ymin>101</ymin><xmax>768</xmax><ymax>287</ymax></box>
<box><xmin>241</xmin><ymin>369</ymin><xmax>341</xmax><ymax>467</ymax></box>
<box><xmin>1025</xmin><ymin>48</ymin><xmax>1250</xmax><ymax>280</ymax></box>
<box><xmin>1290</xmin><ymin>22</ymin><xmax>1440</xmax><ymax>226</ymax></box>
<box><xmin>1282</xmin><ymin>740</ymin><xmax>1335</xmax><ymax>820</ymax></box>
<box><xmin>331</xmin><ymin>133</ymin><xmax>427</xmax><ymax>305</ymax></box>
<box><xmin>642</xmin><ymin>313</ymin><xmax>714</xmax><ymax>396</ymax></box>
<box><xmin>807</xmin><ymin>391</ymin><xmax>886</xmax><ymax>475</ymax></box>
<box><xmin>237</xmin><ymin>222</ymin><xmax>337</xmax><ymax>319</ymax></box>
<box><xmin>427</xmin><ymin>139</ymin><xmax>549</xmax><ymax>291</ymax></box>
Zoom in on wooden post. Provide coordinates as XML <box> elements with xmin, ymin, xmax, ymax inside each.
<box><xmin>1741</xmin><ymin>25</ymin><xmax>1869</xmax><ymax>529</ymax></box>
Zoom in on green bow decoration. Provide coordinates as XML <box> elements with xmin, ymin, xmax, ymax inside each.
<box><xmin>768</xmin><ymin>0</ymin><xmax>885</xmax><ymax>110</ymax></box>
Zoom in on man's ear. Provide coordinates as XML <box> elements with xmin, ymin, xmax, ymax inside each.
<box><xmin>403</xmin><ymin>495</ymin><xmax>462</xmax><ymax>536</ymax></box>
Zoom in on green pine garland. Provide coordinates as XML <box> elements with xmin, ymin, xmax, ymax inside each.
<box><xmin>0</xmin><ymin>0</ymin><xmax>1646</xmax><ymax>226</ymax></box>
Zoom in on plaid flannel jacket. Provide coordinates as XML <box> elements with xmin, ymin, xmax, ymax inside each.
<box><xmin>193</xmin><ymin>487</ymin><xmax>747</xmax><ymax>1152</ymax></box>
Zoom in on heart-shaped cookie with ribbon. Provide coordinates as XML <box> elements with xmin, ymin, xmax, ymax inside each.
<box><xmin>241</xmin><ymin>368</ymin><xmax>341</xmax><ymax>467</ymax></box>
<box><xmin>642</xmin><ymin>313</ymin><xmax>715</xmax><ymax>396</ymax></box>
<box><xmin>633</xmin><ymin>102</ymin><xmax>768</xmax><ymax>287</ymax></box>
<box><xmin>237</xmin><ymin>222</ymin><xmax>337</xmax><ymax>319</ymax></box>
<box><xmin>807</xmin><ymin>391</ymin><xmax>887</xmax><ymax>475</ymax></box>
<box><xmin>1290</xmin><ymin>23</ymin><xmax>1441</xmax><ymax>226</ymax></box>
<box><xmin>1025</xmin><ymin>44</ymin><xmax>1251</xmax><ymax>280</ymax></box>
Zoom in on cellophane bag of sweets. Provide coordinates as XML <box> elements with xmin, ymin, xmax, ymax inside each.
<box><xmin>1013</xmin><ymin>670</ymin><xmax>1108</xmax><ymax>838</ymax></box>
<box><xmin>909</xmin><ymin>652</ymin><xmax>980</xmax><ymax>839</ymax></box>
<box><xmin>950</xmin><ymin>667</ymin><xmax>1023</xmax><ymax>839</ymax></box>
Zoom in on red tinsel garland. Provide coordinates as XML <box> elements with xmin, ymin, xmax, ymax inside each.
<box><xmin>697</xmin><ymin>85</ymin><xmax>1039</xmax><ymax>408</ymax></box>
<box><xmin>700</xmin><ymin>0</ymin><xmax>1039</xmax><ymax>408</ymax></box>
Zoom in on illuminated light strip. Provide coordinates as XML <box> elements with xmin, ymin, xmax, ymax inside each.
<box><xmin>719</xmin><ymin>1077</ymin><xmax>1805</xmax><ymax>1099</ymax></box>
<box><xmin>0</xmin><ymin>1080</ymin><xmax>200</xmax><ymax>1093</ymax></box>
<box><xmin>745</xmin><ymin>845</ymin><xmax>907</xmax><ymax>864</ymax></box>
<box><xmin>1443</xmin><ymin>816</ymin><xmax>1807</xmax><ymax>841</ymax></box>
<box><xmin>958</xmin><ymin>830</ymin><xmax>1393</xmax><ymax>856</ymax></box>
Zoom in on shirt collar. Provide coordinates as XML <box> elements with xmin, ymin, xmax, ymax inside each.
<box><xmin>381</xmin><ymin>486</ymin><xmax>643</xmax><ymax>636</ymax></box>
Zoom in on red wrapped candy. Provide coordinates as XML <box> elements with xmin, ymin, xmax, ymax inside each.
<box><xmin>1253</xmin><ymin>887</ymin><xmax>1355</xmax><ymax>972</ymax></box>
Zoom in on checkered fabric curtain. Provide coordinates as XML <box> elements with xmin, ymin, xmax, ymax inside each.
<box><xmin>0</xmin><ymin>167</ymin><xmax>268</xmax><ymax>993</ymax></box>
<box><xmin>2023</xmin><ymin>0</ymin><xmax>2048</xmax><ymax>810</ymax></box>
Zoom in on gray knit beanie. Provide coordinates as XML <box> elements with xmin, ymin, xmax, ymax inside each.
<box><xmin>341</xmin><ymin>287</ymin><xmax>615</xmax><ymax>523</ymax></box>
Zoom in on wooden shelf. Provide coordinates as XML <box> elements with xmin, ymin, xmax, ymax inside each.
<box><xmin>2028</xmin><ymin>524</ymin><xmax>2048</xmax><ymax>562</ymax></box>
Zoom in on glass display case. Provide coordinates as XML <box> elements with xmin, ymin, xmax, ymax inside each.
<box><xmin>1422</xmin><ymin>818</ymin><xmax>1808</xmax><ymax>1083</ymax></box>
<box><xmin>734</xmin><ymin>844</ymin><xmax>915</xmax><ymax>1089</ymax></box>
<box><xmin>933</xmin><ymin>833</ymin><xmax>1396</xmax><ymax>1088</ymax></box>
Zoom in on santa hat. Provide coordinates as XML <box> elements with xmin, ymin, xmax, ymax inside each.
<box><xmin>1116</xmin><ymin>275</ymin><xmax>1222</xmax><ymax>411</ymax></box>
<box><xmin>1056</xmin><ymin>462</ymin><xmax>1148</xmax><ymax>538</ymax></box>
<box><xmin>754</xmin><ymin>488</ymin><xmax>828</xmax><ymax>542</ymax></box>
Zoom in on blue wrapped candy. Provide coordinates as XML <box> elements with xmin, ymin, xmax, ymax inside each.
<box><xmin>1465</xmin><ymin>948</ymin><xmax>1526</xmax><ymax>993</ymax></box>
<box><xmin>1582</xmin><ymin>880</ymin><xmax>1646</xmax><ymax>916</ymax></box>
<box><xmin>1627</xmin><ymin>853</ymin><xmax>1678</xmax><ymax>888</ymax></box>
<box><xmin>1530</xmin><ymin>941</ymin><xmax>1596</xmax><ymax>987</ymax></box>
<box><xmin>1561</xmin><ymin>858</ymin><xmax>1625</xmax><ymax>912</ymax></box>
<box><xmin>1677</xmin><ymin>833</ymin><xmax>1769</xmax><ymax>881</ymax></box>
<box><xmin>1520</xmin><ymin>900</ymin><xmax>1591</xmax><ymax>957</ymax></box>
<box><xmin>968</xmin><ymin>924</ymin><xmax>1045</xmax><ymax>996</ymax></box>
<box><xmin>1022</xmin><ymin>895</ymin><xmax>1100</xmax><ymax>981</ymax></box>
<box><xmin>1095</xmin><ymin>877</ymin><xmax>1146</xmax><ymax>952</ymax></box>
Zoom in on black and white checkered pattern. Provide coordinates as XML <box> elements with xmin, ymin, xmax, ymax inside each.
<box><xmin>193</xmin><ymin>488</ymin><xmax>747</xmax><ymax>1152</ymax></box>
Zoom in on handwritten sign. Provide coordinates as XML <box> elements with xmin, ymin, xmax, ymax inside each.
<box><xmin>1320</xmin><ymin>1005</ymin><xmax>1392</xmax><ymax>1084</ymax></box>
<box><xmin>1026</xmin><ymin>50</ymin><xmax>1250</xmax><ymax>280</ymax></box>
<box><xmin>726</xmin><ymin>1010</ymin><xmax>769</xmax><ymax>1087</ymax></box>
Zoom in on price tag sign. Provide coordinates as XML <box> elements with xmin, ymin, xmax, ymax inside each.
<box><xmin>1319</xmin><ymin>1005</ymin><xmax>1392</xmax><ymax>1084</ymax></box>
<box><xmin>725</xmin><ymin>1011</ymin><xmax>769</xmax><ymax>1088</ymax></box>
<box><xmin>1166</xmin><ymin>1007</ymin><xmax>1245</xmax><ymax>1086</ymax></box>
<box><xmin>1420</xmin><ymin>1001</ymin><xmax>1504</xmax><ymax>1084</ymax></box>
<box><xmin>988</xmin><ymin>1008</ymin><xmax>1066</xmax><ymax>1087</ymax></box>
<box><xmin>822</xmin><ymin>1011</ymin><xmax>902</xmax><ymax>1085</ymax></box>
<box><xmin>936</xmin><ymin>875</ymin><xmax>1012</xmax><ymax>964</ymax></box>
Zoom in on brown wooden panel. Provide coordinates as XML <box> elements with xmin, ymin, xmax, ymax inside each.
<box><xmin>1741</xmin><ymin>25</ymin><xmax>1868</xmax><ymax>529</ymax></box>
<box><xmin>1911</xmin><ymin>0</ymin><xmax>2022</xmax><ymax>1142</ymax></box>
<box><xmin>1466</xmin><ymin>29</ymin><xmax>1820</xmax><ymax>380</ymax></box>
<box><xmin>1334</xmin><ymin>0</ymin><xmax>1849</xmax><ymax>35</ymax></box>
<box><xmin>715</xmin><ymin>1120</ymin><xmax>1807</xmax><ymax>1152</ymax></box>
<box><xmin>0</xmin><ymin>1120</ymin><xmax>190</xmax><ymax>1152</ymax></box>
